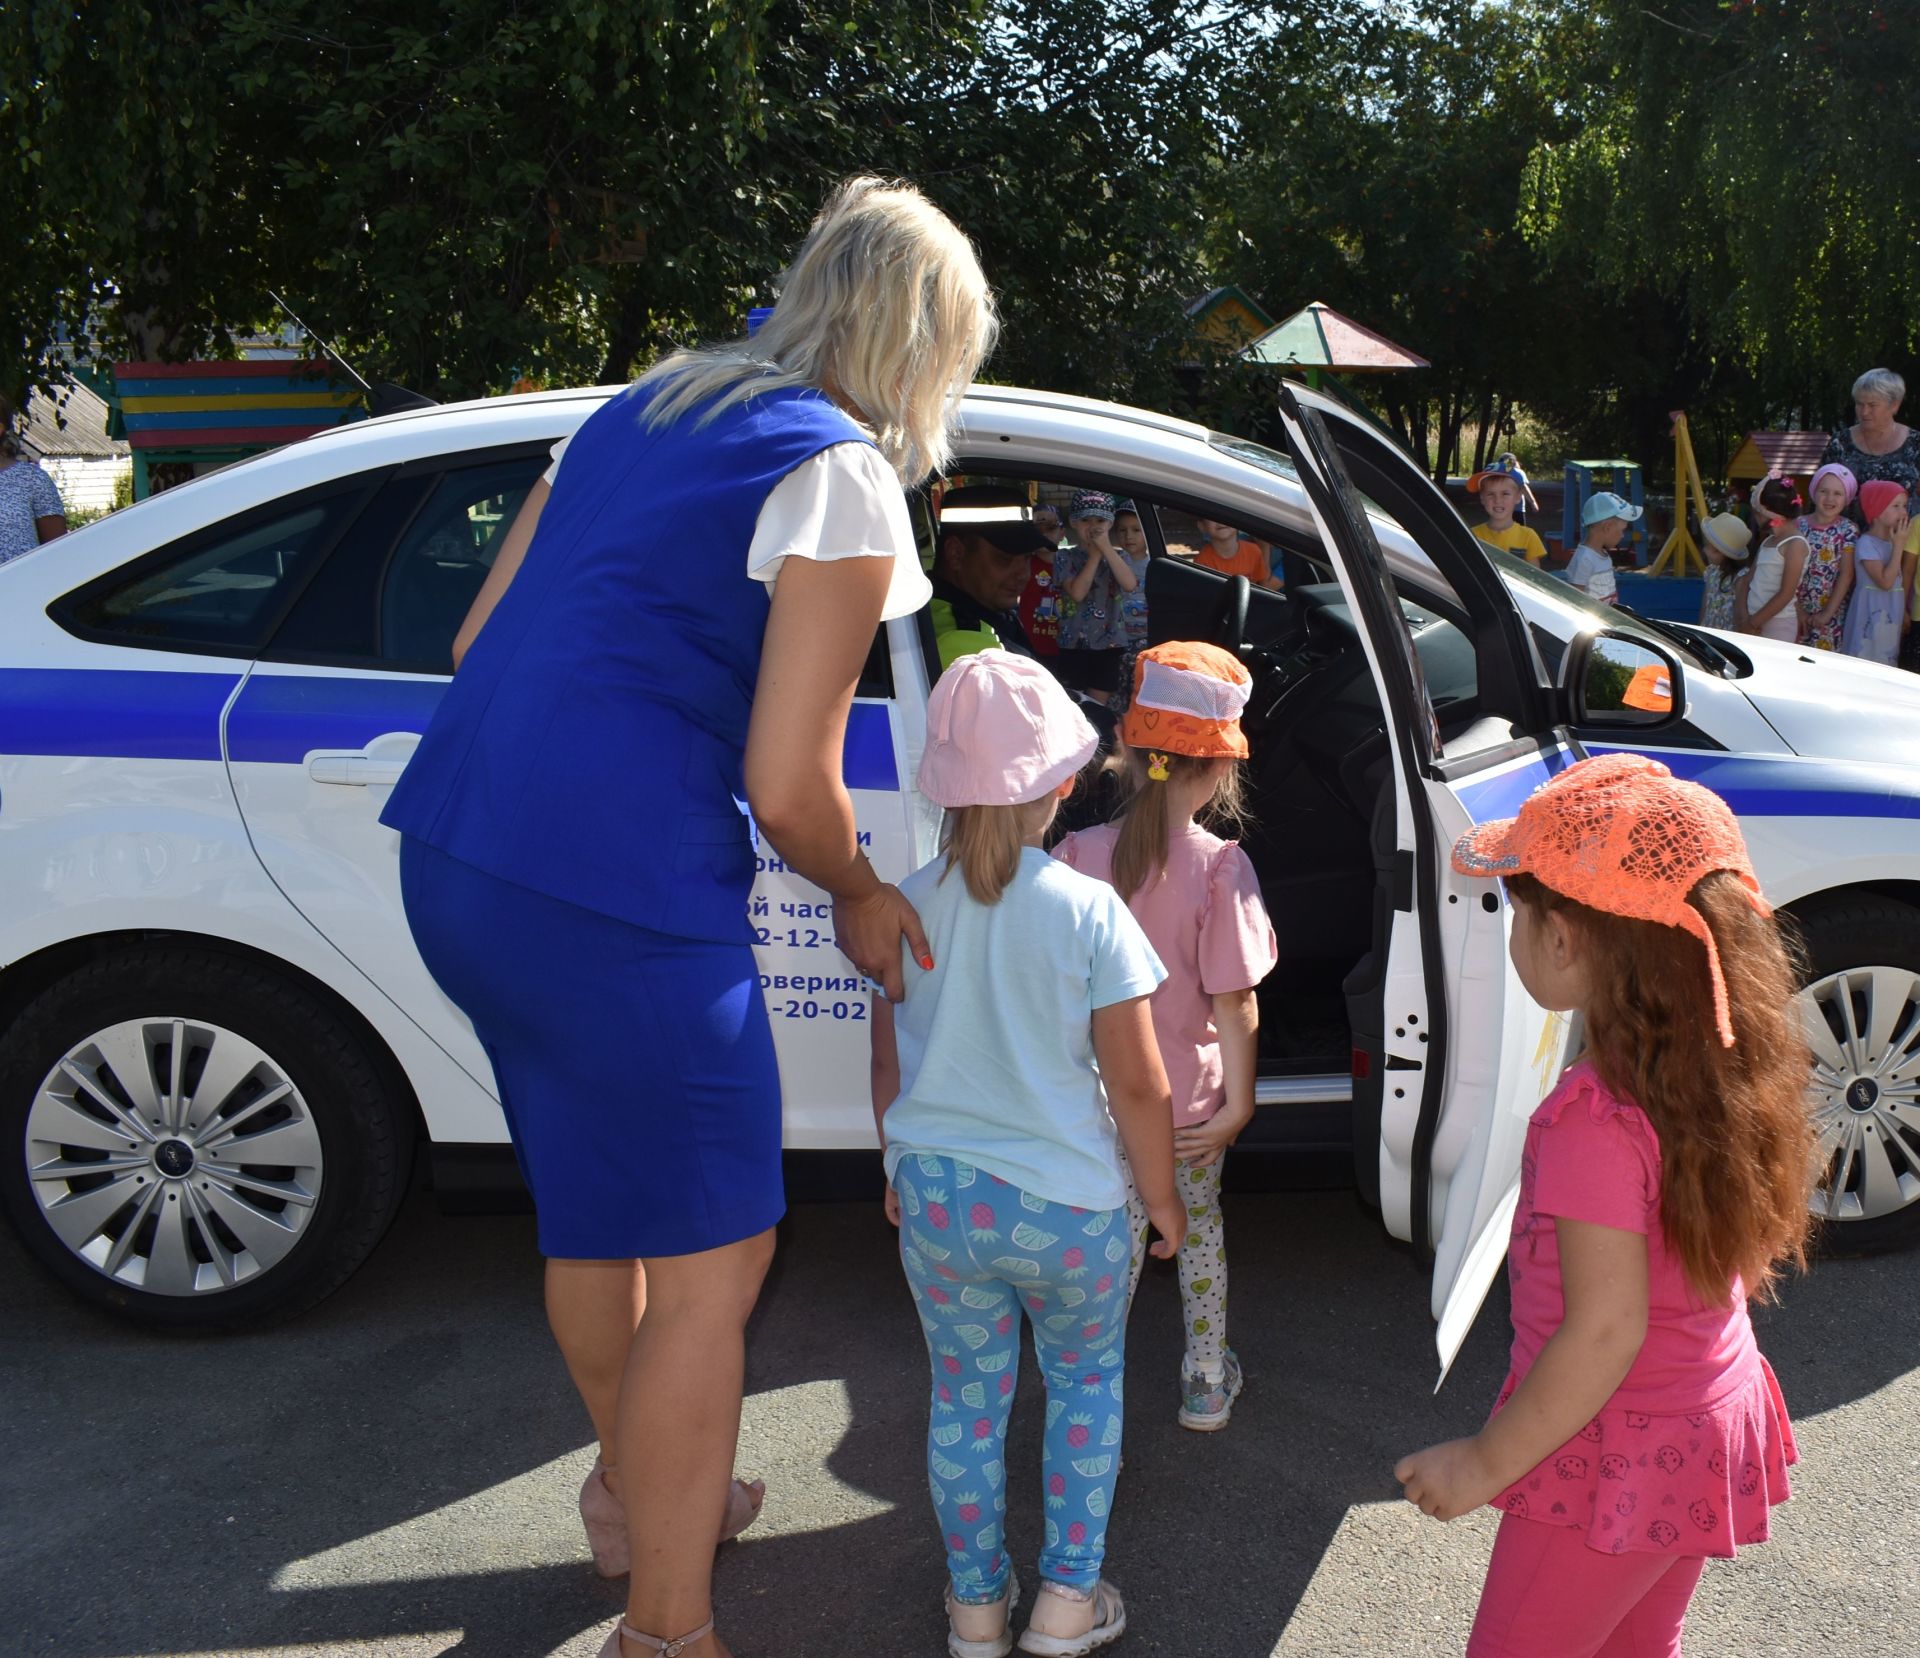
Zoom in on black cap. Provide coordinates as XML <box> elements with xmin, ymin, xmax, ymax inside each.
<box><xmin>938</xmin><ymin>484</ymin><xmax>1053</xmax><ymax>557</ymax></box>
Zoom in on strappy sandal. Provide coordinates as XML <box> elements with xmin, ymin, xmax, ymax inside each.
<box><xmin>578</xmin><ymin>1461</ymin><xmax>766</xmax><ymax>1576</ymax></box>
<box><xmin>1016</xmin><ymin>1579</ymin><xmax>1126</xmax><ymax>1657</ymax></box>
<box><xmin>598</xmin><ymin>1617</ymin><xmax>714</xmax><ymax>1658</ymax></box>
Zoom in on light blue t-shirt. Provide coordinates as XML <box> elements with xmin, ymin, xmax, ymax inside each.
<box><xmin>881</xmin><ymin>846</ymin><xmax>1166</xmax><ymax>1211</ymax></box>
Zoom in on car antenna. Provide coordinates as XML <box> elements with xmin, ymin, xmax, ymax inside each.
<box><xmin>266</xmin><ymin>290</ymin><xmax>437</xmax><ymax>416</ymax></box>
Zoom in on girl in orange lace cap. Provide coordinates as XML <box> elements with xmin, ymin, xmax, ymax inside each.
<box><xmin>1396</xmin><ymin>753</ymin><xmax>1816</xmax><ymax>1656</ymax></box>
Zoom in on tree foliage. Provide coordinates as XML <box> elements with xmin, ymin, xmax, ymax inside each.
<box><xmin>1521</xmin><ymin>0</ymin><xmax>1920</xmax><ymax>409</ymax></box>
<box><xmin>5</xmin><ymin>0</ymin><xmax>1917</xmax><ymax>485</ymax></box>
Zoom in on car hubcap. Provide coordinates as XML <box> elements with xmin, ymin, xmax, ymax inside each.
<box><xmin>1801</xmin><ymin>966</ymin><xmax>1920</xmax><ymax>1223</ymax></box>
<box><xmin>23</xmin><ymin>1018</ymin><xmax>323</xmax><ymax>1295</ymax></box>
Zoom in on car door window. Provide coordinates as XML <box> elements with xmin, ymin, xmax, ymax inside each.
<box><xmin>51</xmin><ymin>480</ymin><xmax>381</xmax><ymax>657</ymax></box>
<box><xmin>266</xmin><ymin>449</ymin><xmax>549</xmax><ymax>673</ymax></box>
<box><xmin>379</xmin><ymin>458</ymin><xmax>542</xmax><ymax>670</ymax></box>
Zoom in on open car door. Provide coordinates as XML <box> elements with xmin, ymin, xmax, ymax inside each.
<box><xmin>1270</xmin><ymin>387</ymin><xmax>1583</xmax><ymax>1380</ymax></box>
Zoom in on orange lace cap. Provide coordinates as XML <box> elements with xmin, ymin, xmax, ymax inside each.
<box><xmin>1119</xmin><ymin>640</ymin><xmax>1251</xmax><ymax>759</ymax></box>
<box><xmin>1451</xmin><ymin>753</ymin><xmax>1769</xmax><ymax>1047</ymax></box>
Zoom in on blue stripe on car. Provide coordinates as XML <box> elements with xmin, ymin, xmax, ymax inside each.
<box><xmin>1452</xmin><ymin>741</ymin><xmax>1920</xmax><ymax>824</ymax></box>
<box><xmin>1449</xmin><ymin>747</ymin><xmax>1579</xmax><ymax>823</ymax></box>
<box><xmin>225</xmin><ymin>675</ymin><xmax>451</xmax><ymax>762</ymax></box>
<box><xmin>0</xmin><ymin>669</ymin><xmax>899</xmax><ymax>791</ymax></box>
<box><xmin>1586</xmin><ymin>744</ymin><xmax>1920</xmax><ymax>821</ymax></box>
<box><xmin>0</xmin><ymin>669</ymin><xmax>238</xmax><ymax>761</ymax></box>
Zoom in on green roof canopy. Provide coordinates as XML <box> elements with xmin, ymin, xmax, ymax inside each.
<box><xmin>1242</xmin><ymin>301</ymin><xmax>1429</xmax><ymax>372</ymax></box>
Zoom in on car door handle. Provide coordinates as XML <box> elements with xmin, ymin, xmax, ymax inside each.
<box><xmin>306</xmin><ymin>751</ymin><xmax>410</xmax><ymax>787</ymax></box>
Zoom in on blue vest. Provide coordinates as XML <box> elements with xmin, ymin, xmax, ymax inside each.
<box><xmin>381</xmin><ymin>380</ymin><xmax>870</xmax><ymax>942</ymax></box>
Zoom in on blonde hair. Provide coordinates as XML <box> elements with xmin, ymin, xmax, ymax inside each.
<box><xmin>636</xmin><ymin>176</ymin><xmax>996</xmax><ymax>483</ymax></box>
<box><xmin>941</xmin><ymin>797</ymin><xmax>1058</xmax><ymax>904</ymax></box>
<box><xmin>1109</xmin><ymin>749</ymin><xmax>1249</xmax><ymax>902</ymax></box>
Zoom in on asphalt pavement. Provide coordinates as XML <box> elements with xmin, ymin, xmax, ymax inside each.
<box><xmin>2</xmin><ymin>1177</ymin><xmax>1915</xmax><ymax>1657</ymax></box>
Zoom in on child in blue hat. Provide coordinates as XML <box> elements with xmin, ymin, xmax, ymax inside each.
<box><xmin>1565</xmin><ymin>491</ymin><xmax>1644</xmax><ymax>605</ymax></box>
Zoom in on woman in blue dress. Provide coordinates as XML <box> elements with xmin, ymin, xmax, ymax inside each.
<box><xmin>381</xmin><ymin>177</ymin><xmax>997</xmax><ymax>1658</ymax></box>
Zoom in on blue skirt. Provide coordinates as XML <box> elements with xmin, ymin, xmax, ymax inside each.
<box><xmin>399</xmin><ymin>837</ymin><xmax>785</xmax><ymax>1258</ymax></box>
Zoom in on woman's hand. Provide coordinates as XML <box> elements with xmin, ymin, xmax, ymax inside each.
<box><xmin>1173</xmin><ymin>1099</ymin><xmax>1252</xmax><ymax>1167</ymax></box>
<box><xmin>835</xmin><ymin>882</ymin><xmax>931</xmax><ymax>1003</ymax></box>
<box><xmin>1395</xmin><ymin>1435</ymin><xmax>1504</xmax><ymax>1521</ymax></box>
<box><xmin>884</xmin><ymin>1183</ymin><xmax>902</xmax><ymax>1227</ymax></box>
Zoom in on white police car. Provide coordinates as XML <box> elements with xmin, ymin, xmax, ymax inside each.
<box><xmin>3</xmin><ymin>382</ymin><xmax>1916</xmax><ymax>1367</ymax></box>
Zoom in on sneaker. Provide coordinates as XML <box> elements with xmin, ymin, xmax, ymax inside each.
<box><xmin>948</xmin><ymin>1570</ymin><xmax>1020</xmax><ymax>1658</ymax></box>
<box><xmin>1177</xmin><ymin>1348</ymin><xmax>1243</xmax><ymax>1431</ymax></box>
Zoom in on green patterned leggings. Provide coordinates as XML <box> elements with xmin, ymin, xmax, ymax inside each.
<box><xmin>1122</xmin><ymin>1152</ymin><xmax>1229</xmax><ymax>1379</ymax></box>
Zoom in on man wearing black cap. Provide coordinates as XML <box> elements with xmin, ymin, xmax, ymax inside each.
<box><xmin>931</xmin><ymin>484</ymin><xmax>1057</xmax><ymax>672</ymax></box>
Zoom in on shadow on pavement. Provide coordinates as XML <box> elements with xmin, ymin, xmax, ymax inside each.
<box><xmin>0</xmin><ymin>1179</ymin><xmax>1908</xmax><ymax>1656</ymax></box>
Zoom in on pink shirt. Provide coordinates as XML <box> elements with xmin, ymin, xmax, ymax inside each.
<box><xmin>1054</xmin><ymin>822</ymin><xmax>1278</xmax><ymax>1126</ymax></box>
<box><xmin>1508</xmin><ymin>1061</ymin><xmax>1761</xmax><ymax>1414</ymax></box>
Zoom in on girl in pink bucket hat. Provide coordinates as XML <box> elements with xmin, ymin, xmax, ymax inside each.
<box><xmin>1394</xmin><ymin>754</ymin><xmax>1816</xmax><ymax>1656</ymax></box>
<box><xmin>872</xmin><ymin>649</ymin><xmax>1185</xmax><ymax>1656</ymax></box>
<box><xmin>1055</xmin><ymin>641</ymin><xmax>1278</xmax><ymax>1433</ymax></box>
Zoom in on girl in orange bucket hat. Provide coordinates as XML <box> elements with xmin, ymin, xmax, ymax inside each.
<box><xmin>1394</xmin><ymin>753</ymin><xmax>1816</xmax><ymax>1657</ymax></box>
<box><xmin>1055</xmin><ymin>641</ymin><xmax>1279</xmax><ymax>1432</ymax></box>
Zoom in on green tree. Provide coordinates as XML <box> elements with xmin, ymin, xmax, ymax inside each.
<box><xmin>2</xmin><ymin>1</ymin><xmax>980</xmax><ymax>397</ymax></box>
<box><xmin>1520</xmin><ymin>0</ymin><xmax>1920</xmax><ymax>418</ymax></box>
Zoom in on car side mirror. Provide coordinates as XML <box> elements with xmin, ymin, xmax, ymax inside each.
<box><xmin>1568</xmin><ymin>631</ymin><xmax>1681</xmax><ymax>726</ymax></box>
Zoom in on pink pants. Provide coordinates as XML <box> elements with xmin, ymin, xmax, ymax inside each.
<box><xmin>1467</xmin><ymin>1514</ymin><xmax>1708</xmax><ymax>1657</ymax></box>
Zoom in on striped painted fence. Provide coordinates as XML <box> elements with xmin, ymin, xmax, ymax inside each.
<box><xmin>111</xmin><ymin>360</ymin><xmax>365</xmax><ymax>496</ymax></box>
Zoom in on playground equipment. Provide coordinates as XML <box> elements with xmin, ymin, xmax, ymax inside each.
<box><xmin>1646</xmin><ymin>412</ymin><xmax>1708</xmax><ymax>578</ymax></box>
<box><xmin>1562</xmin><ymin>458</ymin><xmax>1647</xmax><ymax>563</ymax></box>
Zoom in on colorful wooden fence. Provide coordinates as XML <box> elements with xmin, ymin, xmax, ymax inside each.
<box><xmin>111</xmin><ymin>360</ymin><xmax>365</xmax><ymax>497</ymax></box>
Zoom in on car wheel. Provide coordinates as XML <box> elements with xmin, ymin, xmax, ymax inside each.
<box><xmin>0</xmin><ymin>945</ymin><xmax>412</xmax><ymax>1328</ymax></box>
<box><xmin>1792</xmin><ymin>896</ymin><xmax>1920</xmax><ymax>1253</ymax></box>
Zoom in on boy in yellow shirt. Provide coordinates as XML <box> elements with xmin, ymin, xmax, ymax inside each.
<box><xmin>1468</xmin><ymin>465</ymin><xmax>1548</xmax><ymax>564</ymax></box>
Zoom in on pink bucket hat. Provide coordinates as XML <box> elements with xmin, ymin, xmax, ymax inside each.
<box><xmin>918</xmin><ymin>650</ymin><xmax>1099</xmax><ymax>808</ymax></box>
<box><xmin>1807</xmin><ymin>461</ymin><xmax>1858</xmax><ymax>506</ymax></box>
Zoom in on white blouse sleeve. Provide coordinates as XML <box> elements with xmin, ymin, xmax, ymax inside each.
<box><xmin>541</xmin><ymin>434</ymin><xmax>570</xmax><ymax>486</ymax></box>
<box><xmin>747</xmin><ymin>442</ymin><xmax>931</xmax><ymax>620</ymax></box>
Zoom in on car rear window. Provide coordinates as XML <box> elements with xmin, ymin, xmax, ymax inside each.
<box><xmin>52</xmin><ymin>481</ymin><xmax>377</xmax><ymax>657</ymax></box>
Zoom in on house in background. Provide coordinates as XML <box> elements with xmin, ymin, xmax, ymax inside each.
<box><xmin>1185</xmin><ymin>285</ymin><xmax>1277</xmax><ymax>356</ymax></box>
<box><xmin>22</xmin><ymin>380</ymin><xmax>130</xmax><ymax>517</ymax></box>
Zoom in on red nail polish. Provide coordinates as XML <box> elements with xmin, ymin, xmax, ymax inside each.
<box><xmin>919</xmin><ymin>955</ymin><xmax>935</xmax><ymax>971</ymax></box>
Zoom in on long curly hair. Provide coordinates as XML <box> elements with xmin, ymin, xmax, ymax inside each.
<box><xmin>1508</xmin><ymin>870</ymin><xmax>1818</xmax><ymax>1304</ymax></box>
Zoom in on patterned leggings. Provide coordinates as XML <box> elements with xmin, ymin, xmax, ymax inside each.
<box><xmin>1123</xmin><ymin>1152</ymin><xmax>1229</xmax><ymax>1377</ymax></box>
<box><xmin>893</xmin><ymin>1152</ymin><xmax>1132</xmax><ymax>1602</ymax></box>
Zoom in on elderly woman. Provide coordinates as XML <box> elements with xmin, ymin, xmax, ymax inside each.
<box><xmin>1820</xmin><ymin>368</ymin><xmax>1920</xmax><ymax>521</ymax></box>
<box><xmin>382</xmin><ymin>177</ymin><xmax>996</xmax><ymax>1658</ymax></box>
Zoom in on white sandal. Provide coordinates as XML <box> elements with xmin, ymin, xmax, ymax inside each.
<box><xmin>599</xmin><ymin>1617</ymin><xmax>714</xmax><ymax>1658</ymax></box>
<box><xmin>947</xmin><ymin>1570</ymin><xmax>1020</xmax><ymax>1658</ymax></box>
<box><xmin>1016</xmin><ymin>1579</ymin><xmax>1126</xmax><ymax>1657</ymax></box>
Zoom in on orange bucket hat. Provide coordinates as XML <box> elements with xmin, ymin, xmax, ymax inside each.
<box><xmin>1451</xmin><ymin>753</ymin><xmax>1768</xmax><ymax>1047</ymax></box>
<box><xmin>1119</xmin><ymin>641</ymin><xmax>1251</xmax><ymax>762</ymax></box>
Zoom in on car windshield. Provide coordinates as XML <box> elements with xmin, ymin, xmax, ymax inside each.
<box><xmin>1213</xmin><ymin>428</ymin><xmax>1713</xmax><ymax>673</ymax></box>
<box><xmin>1481</xmin><ymin>543</ymin><xmax>1710</xmax><ymax>670</ymax></box>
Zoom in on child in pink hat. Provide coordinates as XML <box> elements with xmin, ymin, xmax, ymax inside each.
<box><xmin>872</xmin><ymin>649</ymin><xmax>1184</xmax><ymax>1657</ymax></box>
<box><xmin>1844</xmin><ymin>478</ymin><xmax>1909</xmax><ymax>664</ymax></box>
<box><xmin>1054</xmin><ymin>641</ymin><xmax>1278</xmax><ymax>1432</ymax></box>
